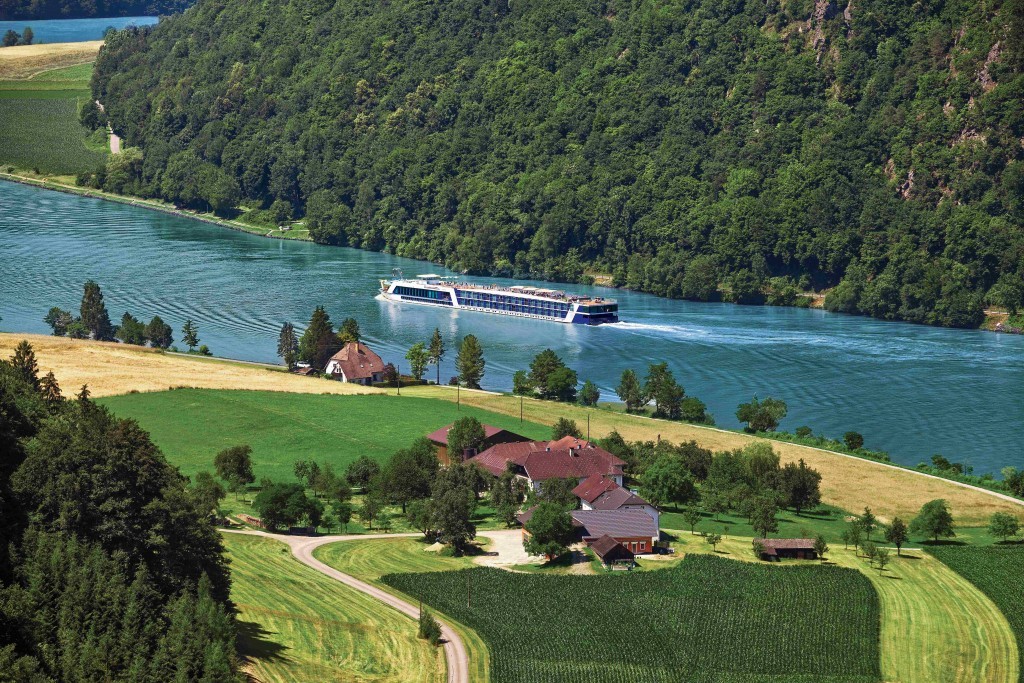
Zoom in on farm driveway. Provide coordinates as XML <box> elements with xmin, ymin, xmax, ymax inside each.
<box><xmin>221</xmin><ymin>528</ymin><xmax>469</xmax><ymax>683</ymax></box>
<box><xmin>476</xmin><ymin>528</ymin><xmax>538</xmax><ymax>567</ymax></box>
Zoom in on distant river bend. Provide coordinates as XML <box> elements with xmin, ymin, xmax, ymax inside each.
<box><xmin>1</xmin><ymin>180</ymin><xmax>1022</xmax><ymax>474</ymax></box>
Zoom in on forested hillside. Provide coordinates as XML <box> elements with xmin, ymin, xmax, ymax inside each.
<box><xmin>0</xmin><ymin>344</ymin><xmax>239</xmax><ymax>681</ymax></box>
<box><xmin>90</xmin><ymin>0</ymin><xmax>1024</xmax><ymax>327</ymax></box>
<box><xmin>0</xmin><ymin>0</ymin><xmax>191</xmax><ymax>20</ymax></box>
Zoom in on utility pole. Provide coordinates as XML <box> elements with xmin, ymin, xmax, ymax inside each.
<box><xmin>457</xmin><ymin>382</ymin><xmax>460</xmax><ymax>410</ymax></box>
<box><xmin>587</xmin><ymin>413</ymin><xmax>590</xmax><ymax>441</ymax></box>
<box><xmin>396</xmin><ymin>363</ymin><xmax>400</xmax><ymax>395</ymax></box>
<box><xmin>520</xmin><ymin>395</ymin><xmax>523</xmax><ymax>423</ymax></box>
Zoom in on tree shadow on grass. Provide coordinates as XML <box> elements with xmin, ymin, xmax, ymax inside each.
<box><xmin>920</xmin><ymin>539</ymin><xmax>968</xmax><ymax>547</ymax></box>
<box><xmin>236</xmin><ymin>618</ymin><xmax>289</xmax><ymax>665</ymax></box>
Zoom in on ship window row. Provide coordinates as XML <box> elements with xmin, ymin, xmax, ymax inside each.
<box><xmin>460</xmin><ymin>299</ymin><xmax>565</xmax><ymax>317</ymax></box>
<box><xmin>395</xmin><ymin>286</ymin><xmax>449</xmax><ymax>301</ymax></box>
<box><xmin>460</xmin><ymin>293</ymin><xmax>569</xmax><ymax>311</ymax></box>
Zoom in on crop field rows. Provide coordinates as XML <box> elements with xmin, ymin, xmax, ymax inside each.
<box><xmin>929</xmin><ymin>545</ymin><xmax>1024</xmax><ymax>682</ymax></box>
<box><xmin>383</xmin><ymin>554</ymin><xmax>881</xmax><ymax>683</ymax></box>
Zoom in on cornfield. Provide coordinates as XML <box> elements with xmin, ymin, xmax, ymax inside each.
<box><xmin>0</xmin><ymin>93</ymin><xmax>107</xmax><ymax>175</ymax></box>
<box><xmin>383</xmin><ymin>554</ymin><xmax>881</xmax><ymax>682</ymax></box>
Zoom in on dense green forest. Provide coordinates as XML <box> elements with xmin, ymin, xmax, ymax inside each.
<box><xmin>0</xmin><ymin>344</ymin><xmax>240</xmax><ymax>681</ymax></box>
<box><xmin>0</xmin><ymin>0</ymin><xmax>190</xmax><ymax>20</ymax></box>
<box><xmin>88</xmin><ymin>0</ymin><xmax>1024</xmax><ymax>327</ymax></box>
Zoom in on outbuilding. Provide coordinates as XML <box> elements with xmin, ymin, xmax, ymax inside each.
<box><xmin>756</xmin><ymin>538</ymin><xmax>818</xmax><ymax>561</ymax></box>
<box><xmin>590</xmin><ymin>534</ymin><xmax>636</xmax><ymax>568</ymax></box>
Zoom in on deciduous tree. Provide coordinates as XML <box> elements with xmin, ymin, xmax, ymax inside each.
<box><xmin>551</xmin><ymin>417</ymin><xmax>582</xmax><ymax>440</ymax></box>
<box><xmin>910</xmin><ymin>499</ymin><xmax>956</xmax><ymax>542</ymax></box>
<box><xmin>277</xmin><ymin>322</ymin><xmax>299</xmax><ymax>369</ymax></box>
<box><xmin>213</xmin><ymin>444</ymin><xmax>255</xmax><ymax>499</ymax></box>
<box><xmin>405</xmin><ymin>342</ymin><xmax>430</xmax><ymax>381</ymax></box>
<box><xmin>145</xmin><ymin>315</ymin><xmax>173</xmax><ymax>349</ymax></box>
<box><xmin>447</xmin><ymin>416</ymin><xmax>487</xmax><ymax>460</ymax></box>
<box><xmin>735</xmin><ymin>396</ymin><xmax>788</xmax><ymax>432</ymax></box>
<box><xmin>988</xmin><ymin>512</ymin><xmax>1020</xmax><ymax>542</ymax></box>
<box><xmin>523</xmin><ymin>501</ymin><xmax>575</xmax><ymax>559</ymax></box>
<box><xmin>616</xmin><ymin>369</ymin><xmax>644</xmax><ymax>412</ymax></box>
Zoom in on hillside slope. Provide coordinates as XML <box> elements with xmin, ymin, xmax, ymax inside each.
<box><xmin>91</xmin><ymin>0</ymin><xmax>1024</xmax><ymax>326</ymax></box>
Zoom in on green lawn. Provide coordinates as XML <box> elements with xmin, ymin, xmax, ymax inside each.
<box><xmin>223</xmin><ymin>533</ymin><xmax>445</xmax><ymax>683</ymax></box>
<box><xmin>929</xmin><ymin>544</ymin><xmax>1024</xmax><ymax>682</ymax></box>
<box><xmin>98</xmin><ymin>388</ymin><xmax>548</xmax><ymax>482</ymax></box>
<box><xmin>0</xmin><ymin>63</ymin><xmax>105</xmax><ymax>174</ymax></box>
<box><xmin>384</xmin><ymin>555</ymin><xmax>882</xmax><ymax>683</ymax></box>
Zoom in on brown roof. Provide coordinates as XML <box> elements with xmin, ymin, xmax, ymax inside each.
<box><xmin>573</xmin><ymin>474</ymin><xmax>620</xmax><ymax>503</ymax></box>
<box><xmin>426</xmin><ymin>423</ymin><xmax>523</xmax><ymax>446</ymax></box>
<box><xmin>469</xmin><ymin>441</ymin><xmax>625</xmax><ymax>482</ymax></box>
<box><xmin>327</xmin><ymin>342</ymin><xmax>384</xmax><ymax>380</ymax></box>
<box><xmin>590</xmin><ymin>486</ymin><xmax>651</xmax><ymax>511</ymax></box>
<box><xmin>757</xmin><ymin>538</ymin><xmax>816</xmax><ymax>550</ymax></box>
<box><xmin>548</xmin><ymin>435</ymin><xmax>594</xmax><ymax>450</ymax></box>
<box><xmin>571</xmin><ymin>509</ymin><xmax>658</xmax><ymax>540</ymax></box>
<box><xmin>589</xmin><ymin>534</ymin><xmax>634</xmax><ymax>561</ymax></box>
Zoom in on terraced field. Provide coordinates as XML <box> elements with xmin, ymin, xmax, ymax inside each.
<box><xmin>224</xmin><ymin>533</ymin><xmax>444</xmax><ymax>683</ymax></box>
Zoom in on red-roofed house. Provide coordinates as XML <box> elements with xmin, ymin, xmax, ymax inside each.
<box><xmin>572</xmin><ymin>474</ymin><xmax>659</xmax><ymax>528</ymax></box>
<box><xmin>426</xmin><ymin>423</ymin><xmax>529</xmax><ymax>465</ymax></box>
<box><xmin>324</xmin><ymin>342</ymin><xmax>385</xmax><ymax>385</ymax></box>
<box><xmin>467</xmin><ymin>440</ymin><xmax>624</xmax><ymax>491</ymax></box>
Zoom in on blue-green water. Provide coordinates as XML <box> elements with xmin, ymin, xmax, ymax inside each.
<box><xmin>1</xmin><ymin>180</ymin><xmax>1022</xmax><ymax>474</ymax></box>
<box><xmin>0</xmin><ymin>16</ymin><xmax>157</xmax><ymax>44</ymax></box>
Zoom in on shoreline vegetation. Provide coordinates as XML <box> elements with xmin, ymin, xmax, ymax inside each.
<box><xmin>1</xmin><ymin>332</ymin><xmax>1020</xmax><ymax>522</ymax></box>
<box><xmin>3</xmin><ymin>170</ymin><xmax>1020</xmax><ymax>335</ymax></box>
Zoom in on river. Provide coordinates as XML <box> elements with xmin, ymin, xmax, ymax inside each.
<box><xmin>1</xmin><ymin>180</ymin><xmax>1022</xmax><ymax>474</ymax></box>
<box><xmin>0</xmin><ymin>16</ymin><xmax>157</xmax><ymax>43</ymax></box>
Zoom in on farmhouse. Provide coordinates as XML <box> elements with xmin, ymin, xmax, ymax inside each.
<box><xmin>573</xmin><ymin>474</ymin><xmax>660</xmax><ymax>528</ymax></box>
<box><xmin>517</xmin><ymin>506</ymin><xmax>659</xmax><ymax>555</ymax></box>
<box><xmin>324</xmin><ymin>342</ymin><xmax>385</xmax><ymax>385</ymax></box>
<box><xmin>467</xmin><ymin>439</ymin><xmax>625</xmax><ymax>491</ymax></box>
<box><xmin>426</xmin><ymin>423</ymin><xmax>529</xmax><ymax>465</ymax></box>
<box><xmin>756</xmin><ymin>538</ymin><xmax>818</xmax><ymax>561</ymax></box>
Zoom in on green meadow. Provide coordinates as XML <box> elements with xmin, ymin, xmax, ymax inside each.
<box><xmin>97</xmin><ymin>388</ymin><xmax>549</xmax><ymax>481</ymax></box>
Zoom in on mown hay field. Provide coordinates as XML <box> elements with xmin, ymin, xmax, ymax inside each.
<box><xmin>929</xmin><ymin>545</ymin><xmax>1024</xmax><ymax>682</ymax></box>
<box><xmin>0</xmin><ymin>41</ymin><xmax>101</xmax><ymax>80</ymax></box>
<box><xmin>0</xmin><ymin>333</ymin><xmax>379</xmax><ymax>398</ymax></box>
<box><xmin>384</xmin><ymin>555</ymin><xmax>881</xmax><ymax>683</ymax></box>
<box><xmin>224</xmin><ymin>533</ymin><xmax>444</xmax><ymax>683</ymax></box>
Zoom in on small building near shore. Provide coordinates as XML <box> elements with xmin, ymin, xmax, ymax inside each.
<box><xmin>756</xmin><ymin>538</ymin><xmax>818</xmax><ymax>561</ymax></box>
<box><xmin>426</xmin><ymin>423</ymin><xmax>529</xmax><ymax>465</ymax></box>
<box><xmin>324</xmin><ymin>342</ymin><xmax>385</xmax><ymax>385</ymax></box>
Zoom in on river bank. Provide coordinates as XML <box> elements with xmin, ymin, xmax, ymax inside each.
<box><xmin>7</xmin><ymin>170</ymin><xmax>1021</xmax><ymax>337</ymax></box>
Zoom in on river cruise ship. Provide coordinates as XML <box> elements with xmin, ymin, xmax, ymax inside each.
<box><xmin>379</xmin><ymin>273</ymin><xmax>619</xmax><ymax>324</ymax></box>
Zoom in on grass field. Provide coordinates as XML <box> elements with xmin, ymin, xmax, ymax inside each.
<box><xmin>315</xmin><ymin>537</ymin><xmax>491</xmax><ymax>682</ymax></box>
<box><xmin>0</xmin><ymin>333</ymin><xmax>380</xmax><ymax>398</ymax></box>
<box><xmin>384</xmin><ymin>554</ymin><xmax>881</xmax><ymax>683</ymax></box>
<box><xmin>929</xmin><ymin>545</ymin><xmax>1024</xmax><ymax>682</ymax></box>
<box><xmin>224</xmin><ymin>533</ymin><xmax>444</xmax><ymax>683</ymax></box>
<box><xmin>97</xmin><ymin>388</ymin><xmax>549</xmax><ymax>482</ymax></box>
<box><xmin>403</xmin><ymin>386</ymin><xmax>1023</xmax><ymax>525</ymax></box>
<box><xmin>0</xmin><ymin>57</ymin><xmax>106</xmax><ymax>175</ymax></box>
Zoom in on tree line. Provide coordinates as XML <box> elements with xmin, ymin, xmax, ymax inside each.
<box><xmin>1</xmin><ymin>26</ymin><xmax>31</xmax><ymax>46</ymax></box>
<box><xmin>44</xmin><ymin>279</ymin><xmax>210</xmax><ymax>354</ymax></box>
<box><xmin>0</xmin><ymin>0</ymin><xmax>191</xmax><ymax>20</ymax></box>
<box><xmin>86</xmin><ymin>0</ymin><xmax>1024</xmax><ymax>329</ymax></box>
<box><xmin>0</xmin><ymin>341</ymin><xmax>239</xmax><ymax>681</ymax></box>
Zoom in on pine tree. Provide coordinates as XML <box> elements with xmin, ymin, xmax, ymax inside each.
<box><xmin>11</xmin><ymin>339</ymin><xmax>39</xmax><ymax>389</ymax></box>
<box><xmin>455</xmin><ymin>334</ymin><xmax>485</xmax><ymax>389</ymax></box>
<box><xmin>182</xmin><ymin>319</ymin><xmax>200</xmax><ymax>352</ymax></box>
<box><xmin>338</xmin><ymin>317</ymin><xmax>361</xmax><ymax>343</ymax></box>
<box><xmin>277</xmin><ymin>322</ymin><xmax>299</xmax><ymax>369</ymax></box>
<box><xmin>428</xmin><ymin>328</ymin><xmax>445</xmax><ymax>385</ymax></box>
<box><xmin>39</xmin><ymin>371</ymin><xmax>62</xmax><ymax>412</ymax></box>
<box><xmin>616</xmin><ymin>369</ymin><xmax>644</xmax><ymax>412</ymax></box>
<box><xmin>80</xmin><ymin>280</ymin><xmax>114</xmax><ymax>341</ymax></box>
<box><xmin>298</xmin><ymin>306</ymin><xmax>338</xmax><ymax>369</ymax></box>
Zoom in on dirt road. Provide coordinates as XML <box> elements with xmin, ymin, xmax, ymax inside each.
<box><xmin>222</xmin><ymin>528</ymin><xmax>469</xmax><ymax>683</ymax></box>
